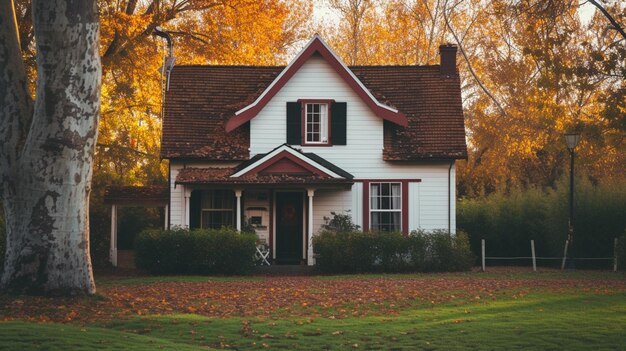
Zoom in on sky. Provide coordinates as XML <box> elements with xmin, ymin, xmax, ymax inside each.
<box><xmin>311</xmin><ymin>0</ymin><xmax>599</xmax><ymax>27</ymax></box>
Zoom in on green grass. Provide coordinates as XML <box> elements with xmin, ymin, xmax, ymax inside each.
<box><xmin>2</xmin><ymin>289</ymin><xmax>625</xmax><ymax>350</ymax></box>
<box><xmin>0</xmin><ymin>322</ymin><xmax>201</xmax><ymax>351</ymax></box>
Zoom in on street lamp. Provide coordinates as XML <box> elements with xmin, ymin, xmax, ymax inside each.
<box><xmin>564</xmin><ymin>132</ymin><xmax>581</xmax><ymax>270</ymax></box>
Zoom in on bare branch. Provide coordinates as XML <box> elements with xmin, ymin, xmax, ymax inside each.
<box><xmin>443</xmin><ymin>0</ymin><xmax>507</xmax><ymax>118</ymax></box>
<box><xmin>588</xmin><ymin>0</ymin><xmax>626</xmax><ymax>41</ymax></box>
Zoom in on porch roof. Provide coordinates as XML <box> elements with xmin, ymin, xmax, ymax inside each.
<box><xmin>103</xmin><ymin>185</ymin><xmax>169</xmax><ymax>206</ymax></box>
<box><xmin>175</xmin><ymin>167</ymin><xmax>353</xmax><ymax>186</ymax></box>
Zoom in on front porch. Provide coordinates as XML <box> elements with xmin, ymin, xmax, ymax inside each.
<box><xmin>174</xmin><ymin>144</ymin><xmax>355</xmax><ymax>266</ymax></box>
<box><xmin>179</xmin><ymin>186</ymin><xmax>352</xmax><ymax>266</ymax></box>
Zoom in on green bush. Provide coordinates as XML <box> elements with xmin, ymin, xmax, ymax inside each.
<box><xmin>134</xmin><ymin>227</ymin><xmax>257</xmax><ymax>275</ymax></box>
<box><xmin>458</xmin><ymin>177</ymin><xmax>626</xmax><ymax>268</ymax></box>
<box><xmin>313</xmin><ymin>229</ymin><xmax>474</xmax><ymax>273</ymax></box>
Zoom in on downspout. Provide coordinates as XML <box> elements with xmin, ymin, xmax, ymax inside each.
<box><xmin>167</xmin><ymin>164</ymin><xmax>171</xmax><ymax>229</ymax></box>
<box><xmin>153</xmin><ymin>26</ymin><xmax>175</xmax><ymax>229</ymax></box>
<box><xmin>448</xmin><ymin>160</ymin><xmax>454</xmax><ymax>234</ymax></box>
<box><xmin>153</xmin><ymin>26</ymin><xmax>175</xmax><ymax>91</ymax></box>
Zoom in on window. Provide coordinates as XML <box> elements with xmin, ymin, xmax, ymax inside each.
<box><xmin>286</xmin><ymin>101</ymin><xmax>346</xmax><ymax>146</ymax></box>
<box><xmin>200</xmin><ymin>190</ymin><xmax>234</xmax><ymax>229</ymax></box>
<box><xmin>370</xmin><ymin>182</ymin><xmax>402</xmax><ymax>232</ymax></box>
<box><xmin>305</xmin><ymin>103</ymin><xmax>329</xmax><ymax>144</ymax></box>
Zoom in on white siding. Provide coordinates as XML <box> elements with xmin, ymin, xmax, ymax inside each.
<box><xmin>169</xmin><ymin>165</ymin><xmax>184</xmax><ymax>227</ymax></box>
<box><xmin>350</xmin><ymin>182</ymin><xmax>363</xmax><ymax>229</ymax></box>
<box><xmin>408</xmin><ymin>182</ymin><xmax>420</xmax><ymax>231</ymax></box>
<box><xmin>311</xmin><ymin>188</ymin><xmax>352</xmax><ymax>233</ymax></box>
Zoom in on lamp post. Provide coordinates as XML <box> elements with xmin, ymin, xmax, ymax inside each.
<box><xmin>564</xmin><ymin>132</ymin><xmax>581</xmax><ymax>270</ymax></box>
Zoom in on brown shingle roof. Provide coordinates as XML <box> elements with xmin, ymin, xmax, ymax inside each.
<box><xmin>161</xmin><ymin>64</ymin><xmax>466</xmax><ymax>161</ymax></box>
<box><xmin>176</xmin><ymin>167</ymin><xmax>352</xmax><ymax>185</ymax></box>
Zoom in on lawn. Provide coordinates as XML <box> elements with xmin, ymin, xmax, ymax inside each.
<box><xmin>1</xmin><ymin>270</ymin><xmax>625</xmax><ymax>350</ymax></box>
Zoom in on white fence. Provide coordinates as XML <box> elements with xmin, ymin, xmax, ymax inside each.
<box><xmin>480</xmin><ymin>238</ymin><xmax>619</xmax><ymax>272</ymax></box>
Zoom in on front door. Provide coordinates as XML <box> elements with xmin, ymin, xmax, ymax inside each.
<box><xmin>275</xmin><ymin>192</ymin><xmax>303</xmax><ymax>264</ymax></box>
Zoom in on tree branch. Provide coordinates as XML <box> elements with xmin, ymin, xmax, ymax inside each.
<box><xmin>443</xmin><ymin>0</ymin><xmax>507</xmax><ymax>118</ymax></box>
<box><xmin>588</xmin><ymin>0</ymin><xmax>626</xmax><ymax>41</ymax></box>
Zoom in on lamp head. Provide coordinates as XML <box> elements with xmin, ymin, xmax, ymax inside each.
<box><xmin>564</xmin><ymin>133</ymin><xmax>581</xmax><ymax>152</ymax></box>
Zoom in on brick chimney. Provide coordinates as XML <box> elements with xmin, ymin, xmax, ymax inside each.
<box><xmin>439</xmin><ymin>44</ymin><xmax>457</xmax><ymax>77</ymax></box>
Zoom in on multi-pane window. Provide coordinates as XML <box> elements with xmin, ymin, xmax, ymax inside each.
<box><xmin>305</xmin><ymin>103</ymin><xmax>328</xmax><ymax>144</ymax></box>
<box><xmin>370</xmin><ymin>182</ymin><xmax>402</xmax><ymax>232</ymax></box>
<box><xmin>201</xmin><ymin>190</ymin><xmax>234</xmax><ymax>229</ymax></box>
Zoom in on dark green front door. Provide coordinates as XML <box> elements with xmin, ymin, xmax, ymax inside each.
<box><xmin>275</xmin><ymin>192</ymin><xmax>303</xmax><ymax>264</ymax></box>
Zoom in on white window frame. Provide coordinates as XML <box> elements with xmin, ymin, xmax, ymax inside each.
<box><xmin>305</xmin><ymin>102</ymin><xmax>329</xmax><ymax>144</ymax></box>
<box><xmin>369</xmin><ymin>182</ymin><xmax>402</xmax><ymax>232</ymax></box>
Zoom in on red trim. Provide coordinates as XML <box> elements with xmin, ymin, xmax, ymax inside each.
<box><xmin>269</xmin><ymin>190</ymin><xmax>274</xmax><ymax>261</ymax></box>
<box><xmin>363</xmin><ymin>181</ymin><xmax>369</xmax><ymax>231</ymax></box>
<box><xmin>238</xmin><ymin>150</ymin><xmax>330</xmax><ymax>177</ymax></box>
<box><xmin>300</xmin><ymin>99</ymin><xmax>334</xmax><ymax>146</ymax></box>
<box><xmin>225</xmin><ymin>37</ymin><xmax>408</xmax><ymax>132</ymax></box>
<box><xmin>402</xmin><ymin>181</ymin><xmax>409</xmax><ymax>235</ymax></box>
<box><xmin>260</xmin><ymin>158</ymin><xmax>312</xmax><ymax>174</ymax></box>
<box><xmin>362</xmin><ymin>180</ymin><xmax>411</xmax><ymax>235</ymax></box>
<box><xmin>355</xmin><ymin>179</ymin><xmax>422</xmax><ymax>183</ymax></box>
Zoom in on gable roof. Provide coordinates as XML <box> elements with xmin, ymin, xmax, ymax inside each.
<box><xmin>225</xmin><ymin>35</ymin><xmax>407</xmax><ymax>132</ymax></box>
<box><xmin>161</xmin><ymin>66</ymin><xmax>467</xmax><ymax>161</ymax></box>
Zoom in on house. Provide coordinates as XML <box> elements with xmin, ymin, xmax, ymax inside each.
<box><xmin>161</xmin><ymin>35</ymin><xmax>467</xmax><ymax>265</ymax></box>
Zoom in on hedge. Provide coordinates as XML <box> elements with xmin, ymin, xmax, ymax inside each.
<box><xmin>313</xmin><ymin>229</ymin><xmax>474</xmax><ymax>273</ymax></box>
<box><xmin>458</xmin><ymin>177</ymin><xmax>626</xmax><ymax>267</ymax></box>
<box><xmin>134</xmin><ymin>227</ymin><xmax>257</xmax><ymax>275</ymax></box>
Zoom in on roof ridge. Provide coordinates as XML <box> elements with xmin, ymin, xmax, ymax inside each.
<box><xmin>173</xmin><ymin>64</ymin><xmax>285</xmax><ymax>68</ymax></box>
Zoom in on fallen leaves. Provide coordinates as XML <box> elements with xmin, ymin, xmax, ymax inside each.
<box><xmin>1</xmin><ymin>274</ymin><xmax>625</xmax><ymax>325</ymax></box>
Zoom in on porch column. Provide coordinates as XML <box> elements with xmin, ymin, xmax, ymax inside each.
<box><xmin>235</xmin><ymin>189</ymin><xmax>243</xmax><ymax>231</ymax></box>
<box><xmin>110</xmin><ymin>204</ymin><xmax>118</xmax><ymax>267</ymax></box>
<box><xmin>307</xmin><ymin>188</ymin><xmax>315</xmax><ymax>266</ymax></box>
<box><xmin>184</xmin><ymin>187</ymin><xmax>191</xmax><ymax>228</ymax></box>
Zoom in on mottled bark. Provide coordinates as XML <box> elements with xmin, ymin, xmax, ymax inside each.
<box><xmin>0</xmin><ymin>0</ymin><xmax>100</xmax><ymax>295</ymax></box>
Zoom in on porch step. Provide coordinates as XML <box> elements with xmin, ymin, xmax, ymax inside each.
<box><xmin>252</xmin><ymin>265</ymin><xmax>316</xmax><ymax>276</ymax></box>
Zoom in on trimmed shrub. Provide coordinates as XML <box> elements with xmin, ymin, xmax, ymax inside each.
<box><xmin>313</xmin><ymin>229</ymin><xmax>474</xmax><ymax>273</ymax></box>
<box><xmin>134</xmin><ymin>227</ymin><xmax>257</xmax><ymax>275</ymax></box>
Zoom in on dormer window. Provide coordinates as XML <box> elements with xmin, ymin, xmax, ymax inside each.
<box><xmin>305</xmin><ymin>102</ymin><xmax>329</xmax><ymax>144</ymax></box>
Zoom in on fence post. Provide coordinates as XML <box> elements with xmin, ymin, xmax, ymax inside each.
<box><xmin>561</xmin><ymin>239</ymin><xmax>569</xmax><ymax>270</ymax></box>
<box><xmin>614</xmin><ymin>238</ymin><xmax>618</xmax><ymax>273</ymax></box>
<box><xmin>531</xmin><ymin>240</ymin><xmax>537</xmax><ymax>272</ymax></box>
<box><xmin>481</xmin><ymin>239</ymin><xmax>486</xmax><ymax>272</ymax></box>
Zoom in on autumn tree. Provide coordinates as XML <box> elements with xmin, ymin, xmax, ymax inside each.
<box><xmin>325</xmin><ymin>0</ymin><xmax>625</xmax><ymax>196</ymax></box>
<box><xmin>0</xmin><ymin>0</ymin><xmax>101</xmax><ymax>294</ymax></box>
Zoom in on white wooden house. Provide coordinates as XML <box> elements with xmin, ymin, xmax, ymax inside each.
<box><xmin>160</xmin><ymin>35</ymin><xmax>467</xmax><ymax>265</ymax></box>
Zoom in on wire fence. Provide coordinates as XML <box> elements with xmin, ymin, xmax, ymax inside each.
<box><xmin>480</xmin><ymin>238</ymin><xmax>619</xmax><ymax>272</ymax></box>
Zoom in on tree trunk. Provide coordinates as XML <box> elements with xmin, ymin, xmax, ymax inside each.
<box><xmin>0</xmin><ymin>0</ymin><xmax>100</xmax><ymax>295</ymax></box>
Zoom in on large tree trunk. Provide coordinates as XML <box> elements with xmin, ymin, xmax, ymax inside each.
<box><xmin>0</xmin><ymin>0</ymin><xmax>100</xmax><ymax>295</ymax></box>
